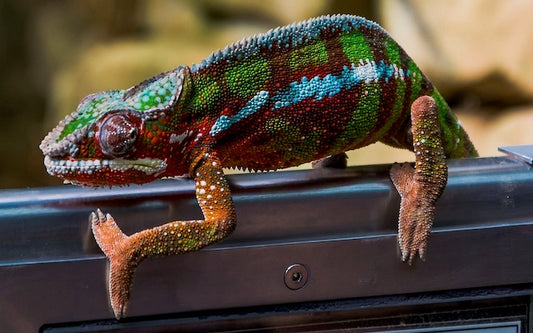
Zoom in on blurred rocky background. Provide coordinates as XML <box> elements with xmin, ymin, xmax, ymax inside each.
<box><xmin>1</xmin><ymin>0</ymin><xmax>532</xmax><ymax>188</ymax></box>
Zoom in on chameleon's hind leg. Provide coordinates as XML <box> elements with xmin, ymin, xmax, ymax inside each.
<box><xmin>390</xmin><ymin>96</ymin><xmax>447</xmax><ymax>263</ymax></box>
<box><xmin>91</xmin><ymin>151</ymin><xmax>236</xmax><ymax>319</ymax></box>
<box><xmin>312</xmin><ymin>153</ymin><xmax>348</xmax><ymax>169</ymax></box>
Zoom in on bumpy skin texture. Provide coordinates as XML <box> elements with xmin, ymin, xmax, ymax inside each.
<box><xmin>40</xmin><ymin>14</ymin><xmax>477</xmax><ymax>319</ymax></box>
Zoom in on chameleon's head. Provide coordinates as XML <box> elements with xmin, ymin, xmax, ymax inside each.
<box><xmin>40</xmin><ymin>66</ymin><xmax>193</xmax><ymax>186</ymax></box>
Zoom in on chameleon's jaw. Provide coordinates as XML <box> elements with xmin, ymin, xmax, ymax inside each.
<box><xmin>43</xmin><ymin>155</ymin><xmax>167</xmax><ymax>186</ymax></box>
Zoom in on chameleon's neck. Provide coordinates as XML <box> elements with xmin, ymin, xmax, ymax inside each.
<box><xmin>432</xmin><ymin>90</ymin><xmax>478</xmax><ymax>158</ymax></box>
<box><xmin>186</xmin><ymin>70</ymin><xmax>224</xmax><ymax>119</ymax></box>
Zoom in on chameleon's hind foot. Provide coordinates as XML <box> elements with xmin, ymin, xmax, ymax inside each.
<box><xmin>91</xmin><ymin>209</ymin><xmax>136</xmax><ymax>319</ymax></box>
<box><xmin>390</xmin><ymin>163</ymin><xmax>433</xmax><ymax>263</ymax></box>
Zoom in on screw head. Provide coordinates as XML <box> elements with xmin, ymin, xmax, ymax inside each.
<box><xmin>284</xmin><ymin>263</ymin><xmax>308</xmax><ymax>290</ymax></box>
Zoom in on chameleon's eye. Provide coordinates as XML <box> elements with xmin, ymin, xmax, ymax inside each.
<box><xmin>99</xmin><ymin>114</ymin><xmax>138</xmax><ymax>158</ymax></box>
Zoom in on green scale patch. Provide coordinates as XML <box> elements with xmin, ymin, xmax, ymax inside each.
<box><xmin>191</xmin><ymin>75</ymin><xmax>221</xmax><ymax>112</ymax></box>
<box><xmin>339</xmin><ymin>29</ymin><xmax>374</xmax><ymax>64</ymax></box>
<box><xmin>431</xmin><ymin>89</ymin><xmax>462</xmax><ymax>155</ymax></box>
<box><xmin>407</xmin><ymin>59</ymin><xmax>423</xmax><ymax>104</ymax></box>
<box><xmin>332</xmin><ymin>83</ymin><xmax>382</xmax><ymax>152</ymax></box>
<box><xmin>288</xmin><ymin>40</ymin><xmax>329</xmax><ymax>70</ymax></box>
<box><xmin>265</xmin><ymin>116</ymin><xmax>321</xmax><ymax>164</ymax></box>
<box><xmin>58</xmin><ymin>93</ymin><xmax>120</xmax><ymax>141</ymax></box>
<box><xmin>226</xmin><ymin>55</ymin><xmax>270</xmax><ymax>99</ymax></box>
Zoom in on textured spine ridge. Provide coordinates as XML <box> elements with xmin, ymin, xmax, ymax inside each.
<box><xmin>190</xmin><ymin>14</ymin><xmax>384</xmax><ymax>73</ymax></box>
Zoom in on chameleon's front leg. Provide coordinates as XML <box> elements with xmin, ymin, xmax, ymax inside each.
<box><xmin>390</xmin><ymin>96</ymin><xmax>447</xmax><ymax>263</ymax></box>
<box><xmin>91</xmin><ymin>151</ymin><xmax>236</xmax><ymax>319</ymax></box>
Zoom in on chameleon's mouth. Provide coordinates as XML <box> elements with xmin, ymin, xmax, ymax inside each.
<box><xmin>44</xmin><ymin>156</ymin><xmax>167</xmax><ymax>186</ymax></box>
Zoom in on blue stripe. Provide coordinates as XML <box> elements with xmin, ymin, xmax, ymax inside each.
<box><xmin>272</xmin><ymin>60</ymin><xmax>403</xmax><ymax>109</ymax></box>
<box><xmin>209</xmin><ymin>91</ymin><xmax>269</xmax><ymax>136</ymax></box>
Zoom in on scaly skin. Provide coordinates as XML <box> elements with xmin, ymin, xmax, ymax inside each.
<box><xmin>40</xmin><ymin>14</ymin><xmax>477</xmax><ymax>319</ymax></box>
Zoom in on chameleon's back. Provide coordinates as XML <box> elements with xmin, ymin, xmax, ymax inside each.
<box><xmin>187</xmin><ymin>14</ymin><xmax>475</xmax><ymax>170</ymax></box>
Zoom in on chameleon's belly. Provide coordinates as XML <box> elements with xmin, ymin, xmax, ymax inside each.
<box><xmin>214</xmin><ymin>79</ymin><xmax>410</xmax><ymax>171</ymax></box>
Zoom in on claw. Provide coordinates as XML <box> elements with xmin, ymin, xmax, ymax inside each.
<box><xmin>115</xmin><ymin>304</ymin><xmax>126</xmax><ymax>320</ymax></box>
<box><xmin>402</xmin><ymin>249</ymin><xmax>423</xmax><ymax>265</ymax></box>
<box><xmin>89</xmin><ymin>211</ymin><xmax>96</xmax><ymax>224</ymax></box>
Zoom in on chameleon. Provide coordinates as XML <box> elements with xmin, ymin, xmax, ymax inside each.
<box><xmin>40</xmin><ymin>14</ymin><xmax>477</xmax><ymax>319</ymax></box>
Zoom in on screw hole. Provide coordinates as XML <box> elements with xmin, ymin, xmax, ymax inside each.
<box><xmin>284</xmin><ymin>263</ymin><xmax>308</xmax><ymax>290</ymax></box>
<box><xmin>292</xmin><ymin>272</ymin><xmax>302</xmax><ymax>282</ymax></box>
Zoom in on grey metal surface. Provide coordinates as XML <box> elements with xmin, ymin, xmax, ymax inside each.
<box><xmin>0</xmin><ymin>156</ymin><xmax>532</xmax><ymax>331</ymax></box>
<box><xmin>499</xmin><ymin>144</ymin><xmax>533</xmax><ymax>164</ymax></box>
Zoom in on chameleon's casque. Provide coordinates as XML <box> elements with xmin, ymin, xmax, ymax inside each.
<box><xmin>40</xmin><ymin>14</ymin><xmax>477</xmax><ymax>319</ymax></box>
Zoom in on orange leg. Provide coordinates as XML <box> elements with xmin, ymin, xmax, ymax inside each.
<box><xmin>91</xmin><ymin>151</ymin><xmax>236</xmax><ymax>319</ymax></box>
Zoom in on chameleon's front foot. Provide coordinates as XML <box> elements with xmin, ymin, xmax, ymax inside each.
<box><xmin>390</xmin><ymin>96</ymin><xmax>448</xmax><ymax>263</ymax></box>
<box><xmin>91</xmin><ymin>209</ymin><xmax>136</xmax><ymax>319</ymax></box>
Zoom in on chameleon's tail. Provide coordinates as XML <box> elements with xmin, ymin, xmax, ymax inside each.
<box><xmin>455</xmin><ymin>126</ymin><xmax>478</xmax><ymax>158</ymax></box>
<box><xmin>442</xmin><ymin>116</ymin><xmax>478</xmax><ymax>159</ymax></box>
<box><xmin>432</xmin><ymin>90</ymin><xmax>478</xmax><ymax>159</ymax></box>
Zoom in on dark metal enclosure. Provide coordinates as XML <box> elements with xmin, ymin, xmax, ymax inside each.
<box><xmin>1</xmin><ymin>146</ymin><xmax>532</xmax><ymax>332</ymax></box>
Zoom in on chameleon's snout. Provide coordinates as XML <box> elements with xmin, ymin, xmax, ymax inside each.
<box><xmin>40</xmin><ymin>111</ymin><xmax>88</xmax><ymax>158</ymax></box>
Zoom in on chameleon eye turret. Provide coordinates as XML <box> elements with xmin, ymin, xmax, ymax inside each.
<box><xmin>41</xmin><ymin>14</ymin><xmax>477</xmax><ymax>319</ymax></box>
<box><xmin>98</xmin><ymin>112</ymin><xmax>139</xmax><ymax>158</ymax></box>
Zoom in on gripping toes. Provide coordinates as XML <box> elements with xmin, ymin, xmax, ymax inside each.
<box><xmin>91</xmin><ymin>209</ymin><xmax>127</xmax><ymax>258</ymax></box>
<box><xmin>390</xmin><ymin>163</ymin><xmax>430</xmax><ymax>263</ymax></box>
